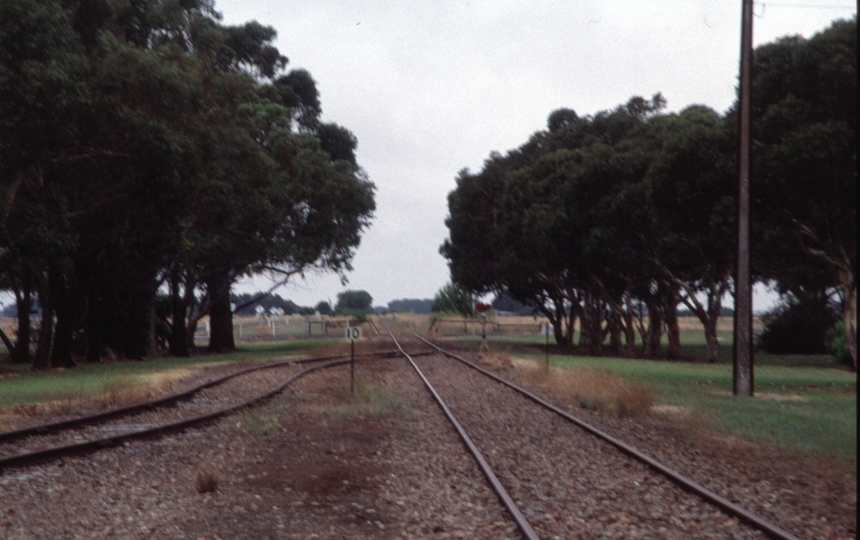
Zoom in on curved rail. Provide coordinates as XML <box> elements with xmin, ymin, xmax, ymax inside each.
<box><xmin>0</xmin><ymin>350</ymin><xmax>401</xmax><ymax>445</ymax></box>
<box><xmin>0</xmin><ymin>358</ymin><xmax>353</xmax><ymax>472</ymax></box>
<box><xmin>366</xmin><ymin>316</ymin><xmax>381</xmax><ymax>336</ymax></box>
<box><xmin>415</xmin><ymin>334</ymin><xmax>801</xmax><ymax>540</ymax></box>
<box><xmin>381</xmin><ymin>324</ymin><xmax>540</xmax><ymax>540</ymax></box>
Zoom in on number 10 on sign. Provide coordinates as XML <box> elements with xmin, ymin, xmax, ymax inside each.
<box><xmin>345</xmin><ymin>327</ymin><xmax>362</xmax><ymax>340</ymax></box>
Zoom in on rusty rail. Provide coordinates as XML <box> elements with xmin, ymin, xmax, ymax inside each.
<box><xmin>415</xmin><ymin>335</ymin><xmax>801</xmax><ymax>540</ymax></box>
<box><xmin>0</xmin><ymin>351</ymin><xmax>401</xmax><ymax>445</ymax></box>
<box><xmin>0</xmin><ymin>358</ymin><xmax>354</xmax><ymax>472</ymax></box>
<box><xmin>381</xmin><ymin>324</ymin><xmax>540</xmax><ymax>540</ymax></box>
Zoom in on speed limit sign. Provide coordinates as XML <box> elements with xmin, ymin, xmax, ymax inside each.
<box><xmin>345</xmin><ymin>326</ymin><xmax>362</xmax><ymax>340</ymax></box>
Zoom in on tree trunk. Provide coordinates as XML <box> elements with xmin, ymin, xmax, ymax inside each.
<box><xmin>677</xmin><ymin>277</ymin><xmax>727</xmax><ymax>364</ymax></box>
<box><xmin>206</xmin><ymin>272</ymin><xmax>235</xmax><ymax>352</ymax></box>
<box><xmin>147</xmin><ymin>297</ymin><xmax>157</xmax><ymax>357</ymax></box>
<box><xmin>557</xmin><ymin>311</ymin><xmax>568</xmax><ymax>345</ymax></box>
<box><xmin>12</xmin><ymin>282</ymin><xmax>33</xmax><ymax>363</ymax></box>
<box><xmin>839</xmin><ymin>270</ymin><xmax>857</xmax><ymax>371</ymax></box>
<box><xmin>121</xmin><ymin>280</ymin><xmax>151</xmax><ymax>360</ymax></box>
<box><xmin>564</xmin><ymin>301</ymin><xmax>578</xmax><ymax>348</ymax></box>
<box><xmin>86</xmin><ymin>288</ymin><xmax>102</xmax><ymax>363</ymax></box>
<box><xmin>51</xmin><ymin>291</ymin><xmax>76</xmax><ymax>368</ymax></box>
<box><xmin>32</xmin><ymin>280</ymin><xmax>54</xmax><ymax>370</ymax></box>
<box><xmin>578</xmin><ymin>298</ymin><xmax>591</xmax><ymax>351</ymax></box>
<box><xmin>580</xmin><ymin>293</ymin><xmax>603</xmax><ymax>355</ymax></box>
<box><xmin>608</xmin><ymin>311</ymin><xmax>623</xmax><ymax>354</ymax></box>
<box><xmin>665</xmin><ymin>301</ymin><xmax>681</xmax><ymax>359</ymax></box>
<box><xmin>542</xmin><ymin>295</ymin><xmax>573</xmax><ymax>347</ymax></box>
<box><xmin>704</xmin><ymin>317</ymin><xmax>720</xmax><ymax>363</ymax></box>
<box><xmin>646</xmin><ymin>301</ymin><xmax>663</xmax><ymax>358</ymax></box>
<box><xmin>0</xmin><ymin>327</ymin><xmax>14</xmax><ymax>357</ymax></box>
<box><xmin>169</xmin><ymin>271</ymin><xmax>190</xmax><ymax>357</ymax></box>
<box><xmin>623</xmin><ymin>292</ymin><xmax>636</xmax><ymax>357</ymax></box>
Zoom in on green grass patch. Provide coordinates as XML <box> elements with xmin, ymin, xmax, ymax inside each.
<box><xmin>313</xmin><ymin>381</ymin><xmax>416</xmax><ymax>420</ymax></box>
<box><xmin>486</xmin><ymin>335</ymin><xmax>857</xmax><ymax>464</ymax></box>
<box><xmin>475</xmin><ymin>330</ymin><xmax>845</xmax><ymax>367</ymax></box>
<box><xmin>0</xmin><ymin>339</ymin><xmax>334</xmax><ymax>409</ymax></box>
<box><xmin>241</xmin><ymin>380</ymin><xmax>415</xmax><ymax>435</ymax></box>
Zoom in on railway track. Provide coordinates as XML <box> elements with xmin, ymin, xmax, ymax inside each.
<box><xmin>0</xmin><ymin>326</ymin><xmax>837</xmax><ymax>538</ymax></box>
<box><xmin>0</xmin><ymin>351</ymin><xmax>403</xmax><ymax>473</ymax></box>
<box><xmin>380</xmin><ymin>325</ymin><xmax>801</xmax><ymax>540</ymax></box>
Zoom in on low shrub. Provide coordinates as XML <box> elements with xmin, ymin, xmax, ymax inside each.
<box><xmin>521</xmin><ymin>365</ymin><xmax>655</xmax><ymax>418</ymax></box>
<box><xmin>826</xmin><ymin>321</ymin><xmax>852</xmax><ymax>365</ymax></box>
<box><xmin>334</xmin><ymin>307</ymin><xmax>367</xmax><ymax>323</ymax></box>
<box><xmin>758</xmin><ymin>296</ymin><xmax>838</xmax><ymax>354</ymax></box>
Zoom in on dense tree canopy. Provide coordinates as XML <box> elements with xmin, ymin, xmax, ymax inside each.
<box><xmin>335</xmin><ymin>290</ymin><xmax>373</xmax><ymax>312</ymax></box>
<box><xmin>442</xmin><ymin>19</ymin><xmax>856</xmax><ymax>367</ymax></box>
<box><xmin>751</xmin><ymin>18</ymin><xmax>856</xmax><ymax>367</ymax></box>
<box><xmin>386</xmin><ymin>298</ymin><xmax>433</xmax><ymax>314</ymax></box>
<box><xmin>1</xmin><ymin>0</ymin><xmax>375</xmax><ymax>365</ymax></box>
<box><xmin>430</xmin><ymin>282</ymin><xmax>474</xmax><ymax>317</ymax></box>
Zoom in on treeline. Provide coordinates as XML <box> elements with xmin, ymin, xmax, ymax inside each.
<box><xmin>386</xmin><ymin>298</ymin><xmax>434</xmax><ymax>314</ymax></box>
<box><xmin>0</xmin><ymin>0</ymin><xmax>375</xmax><ymax>367</ymax></box>
<box><xmin>442</xmin><ymin>19</ymin><xmax>856</xmax><ymax>367</ymax></box>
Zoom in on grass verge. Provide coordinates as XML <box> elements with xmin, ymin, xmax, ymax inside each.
<box><xmin>0</xmin><ymin>339</ymin><xmax>339</xmax><ymax>427</ymax></box>
<box><xmin>478</xmin><ymin>336</ymin><xmax>857</xmax><ymax>465</ymax></box>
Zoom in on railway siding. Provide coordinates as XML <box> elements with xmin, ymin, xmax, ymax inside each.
<box><xmin>0</xmin><ymin>339</ymin><xmax>854</xmax><ymax>538</ymax></box>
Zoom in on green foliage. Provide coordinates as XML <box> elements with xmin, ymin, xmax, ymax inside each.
<box><xmin>491</xmin><ymin>291</ymin><xmax>532</xmax><ymax>314</ymax></box>
<box><xmin>441</xmin><ymin>20</ymin><xmax>856</xmax><ymax>361</ymax></box>
<box><xmin>750</xmin><ymin>18</ymin><xmax>856</xmax><ymax>366</ymax></box>
<box><xmin>387</xmin><ymin>298</ymin><xmax>433</xmax><ymax>314</ymax></box>
<box><xmin>827</xmin><ymin>322</ymin><xmax>852</xmax><ymax>365</ymax></box>
<box><xmin>230</xmin><ymin>293</ymin><xmax>307</xmax><ymax>315</ymax></box>
<box><xmin>758</xmin><ymin>295</ymin><xmax>838</xmax><ymax>355</ymax></box>
<box><xmin>315</xmin><ymin>301</ymin><xmax>333</xmax><ymax>316</ymax></box>
<box><xmin>334</xmin><ymin>307</ymin><xmax>367</xmax><ymax>323</ymax></box>
<box><xmin>431</xmin><ymin>282</ymin><xmax>474</xmax><ymax>316</ymax></box>
<box><xmin>335</xmin><ymin>290</ymin><xmax>373</xmax><ymax>311</ymax></box>
<box><xmin>0</xmin><ymin>0</ymin><xmax>375</xmax><ymax>365</ymax></box>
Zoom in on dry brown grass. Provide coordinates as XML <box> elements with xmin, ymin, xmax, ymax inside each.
<box><xmin>475</xmin><ymin>351</ymin><xmax>515</xmax><ymax>369</ymax></box>
<box><xmin>5</xmin><ymin>376</ymin><xmax>181</xmax><ymax>423</ymax></box>
<box><xmin>517</xmin><ymin>361</ymin><xmax>655</xmax><ymax>418</ymax></box>
<box><xmin>306</xmin><ymin>338</ymin><xmax>392</xmax><ymax>359</ymax></box>
<box><xmin>377</xmin><ymin>313</ymin><xmax>429</xmax><ymax>335</ymax></box>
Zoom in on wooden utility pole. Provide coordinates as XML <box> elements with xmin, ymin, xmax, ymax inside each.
<box><xmin>733</xmin><ymin>0</ymin><xmax>754</xmax><ymax>397</ymax></box>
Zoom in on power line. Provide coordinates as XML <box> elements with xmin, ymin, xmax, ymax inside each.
<box><xmin>761</xmin><ymin>2</ymin><xmax>856</xmax><ymax>8</ymax></box>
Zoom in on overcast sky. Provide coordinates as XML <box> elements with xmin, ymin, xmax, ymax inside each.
<box><xmin>218</xmin><ymin>0</ymin><xmax>856</xmax><ymax>310</ymax></box>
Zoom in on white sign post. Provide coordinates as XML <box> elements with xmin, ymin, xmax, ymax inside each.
<box><xmin>345</xmin><ymin>326</ymin><xmax>362</xmax><ymax>340</ymax></box>
<box><xmin>346</xmin><ymin>326</ymin><xmax>362</xmax><ymax>394</ymax></box>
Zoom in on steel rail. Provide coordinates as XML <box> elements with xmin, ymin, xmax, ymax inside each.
<box><xmin>381</xmin><ymin>326</ymin><xmax>540</xmax><ymax>540</ymax></box>
<box><xmin>366</xmin><ymin>316</ymin><xmax>381</xmax><ymax>336</ymax></box>
<box><xmin>0</xmin><ymin>350</ymin><xmax>402</xmax><ymax>445</ymax></box>
<box><xmin>0</xmin><ymin>358</ymin><xmax>353</xmax><ymax>472</ymax></box>
<box><xmin>416</xmin><ymin>335</ymin><xmax>802</xmax><ymax>540</ymax></box>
